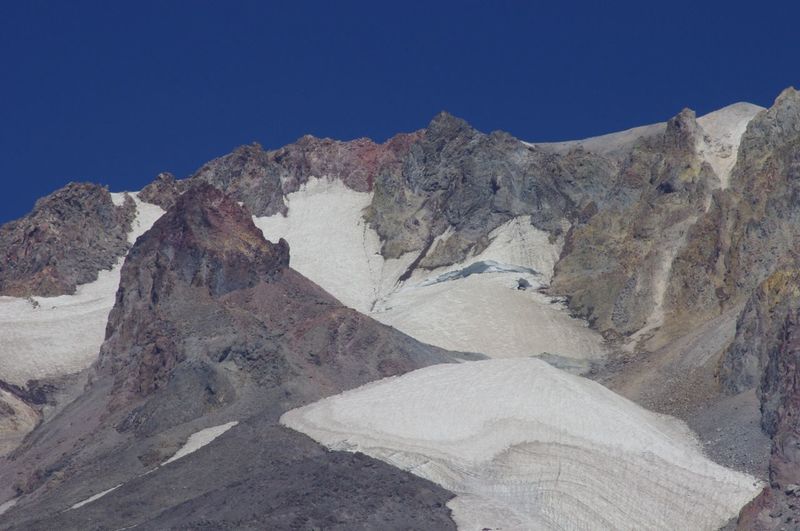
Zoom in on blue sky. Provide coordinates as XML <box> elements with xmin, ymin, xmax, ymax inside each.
<box><xmin>1</xmin><ymin>0</ymin><xmax>798</xmax><ymax>222</ymax></box>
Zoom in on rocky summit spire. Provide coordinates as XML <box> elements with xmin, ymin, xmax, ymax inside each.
<box><xmin>125</xmin><ymin>183</ymin><xmax>290</xmax><ymax>298</ymax></box>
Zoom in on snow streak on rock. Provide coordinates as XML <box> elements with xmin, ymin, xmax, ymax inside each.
<box><xmin>163</xmin><ymin>422</ymin><xmax>239</xmax><ymax>466</ymax></box>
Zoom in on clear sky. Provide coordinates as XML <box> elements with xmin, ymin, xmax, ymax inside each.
<box><xmin>1</xmin><ymin>0</ymin><xmax>798</xmax><ymax>223</ymax></box>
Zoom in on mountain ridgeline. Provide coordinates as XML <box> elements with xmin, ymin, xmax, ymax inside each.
<box><xmin>1</xmin><ymin>87</ymin><xmax>800</xmax><ymax>529</ymax></box>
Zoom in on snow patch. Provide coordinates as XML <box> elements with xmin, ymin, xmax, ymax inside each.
<box><xmin>528</xmin><ymin>122</ymin><xmax>666</xmax><ymax>157</ymax></box>
<box><xmin>373</xmin><ymin>273</ymin><xmax>604</xmax><ymax>360</ymax></box>
<box><xmin>163</xmin><ymin>421</ymin><xmax>238</xmax><ymax>466</ymax></box>
<box><xmin>0</xmin><ymin>195</ymin><xmax>164</xmax><ymax>386</ymax></box>
<box><xmin>0</xmin><ymin>498</ymin><xmax>17</xmax><ymax>516</ymax></box>
<box><xmin>282</xmin><ymin>359</ymin><xmax>762</xmax><ymax>531</ymax></box>
<box><xmin>70</xmin><ymin>484</ymin><xmax>122</xmax><ymax>510</ymax></box>
<box><xmin>109</xmin><ymin>192</ymin><xmax>128</xmax><ymax>207</ymax></box>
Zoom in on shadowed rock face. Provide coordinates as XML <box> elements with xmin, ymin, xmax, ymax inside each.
<box><xmin>717</xmin><ymin>262</ymin><xmax>800</xmax><ymax>529</ymax></box>
<box><xmin>0</xmin><ymin>183</ymin><xmax>460</xmax><ymax>529</ymax></box>
<box><xmin>0</xmin><ymin>182</ymin><xmax>135</xmax><ymax>297</ymax></box>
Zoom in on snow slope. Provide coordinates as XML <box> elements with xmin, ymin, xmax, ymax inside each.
<box><xmin>371</xmin><ymin>217</ymin><xmax>605</xmax><ymax>361</ymax></box>
<box><xmin>696</xmin><ymin>102</ymin><xmax>764</xmax><ymax>188</ymax></box>
<box><xmin>282</xmin><ymin>358</ymin><xmax>762</xmax><ymax>531</ymax></box>
<box><xmin>0</xmin><ymin>195</ymin><xmax>164</xmax><ymax>386</ymax></box>
<box><xmin>253</xmin><ymin>178</ymin><xmax>412</xmax><ymax>314</ymax></box>
<box><xmin>254</xmin><ymin>189</ymin><xmax>605</xmax><ymax>362</ymax></box>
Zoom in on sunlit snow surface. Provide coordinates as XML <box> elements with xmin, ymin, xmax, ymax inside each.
<box><xmin>282</xmin><ymin>358</ymin><xmax>762</xmax><ymax>530</ymax></box>
<box><xmin>254</xmin><ymin>179</ymin><xmax>605</xmax><ymax>362</ymax></box>
<box><xmin>0</xmin><ymin>195</ymin><xmax>164</xmax><ymax>386</ymax></box>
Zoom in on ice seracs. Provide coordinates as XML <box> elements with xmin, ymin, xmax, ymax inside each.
<box><xmin>282</xmin><ymin>358</ymin><xmax>762</xmax><ymax>531</ymax></box>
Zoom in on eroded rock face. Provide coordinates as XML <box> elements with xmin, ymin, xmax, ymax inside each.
<box><xmin>0</xmin><ymin>182</ymin><xmax>135</xmax><ymax>297</ymax></box>
<box><xmin>186</xmin><ymin>134</ymin><xmax>420</xmax><ymax>219</ymax></box>
<box><xmin>138</xmin><ymin>172</ymin><xmax>191</xmax><ymax>210</ymax></box>
<box><xmin>553</xmin><ymin>109</ymin><xmax>716</xmax><ymax>335</ymax></box>
<box><xmin>721</xmin><ymin>265</ymin><xmax>800</xmax><ymax>394</ymax></box>
<box><xmin>368</xmin><ymin>112</ymin><xmax>586</xmax><ymax>265</ymax></box>
<box><xmin>273</xmin><ymin>132</ymin><xmax>420</xmax><ymax>194</ymax></box>
<box><xmin>669</xmin><ymin>88</ymin><xmax>800</xmax><ymax>333</ymax></box>
<box><xmin>190</xmin><ymin>143</ymin><xmax>287</xmax><ymax>217</ymax></box>
<box><xmin>718</xmin><ymin>262</ymin><xmax>800</xmax><ymax>529</ymax></box>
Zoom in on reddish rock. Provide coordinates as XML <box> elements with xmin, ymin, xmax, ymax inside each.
<box><xmin>0</xmin><ymin>182</ymin><xmax>135</xmax><ymax>297</ymax></box>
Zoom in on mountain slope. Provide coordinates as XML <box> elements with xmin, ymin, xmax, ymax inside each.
<box><xmin>0</xmin><ymin>185</ymin><xmax>466</xmax><ymax>529</ymax></box>
<box><xmin>282</xmin><ymin>358</ymin><xmax>760</xmax><ymax>530</ymax></box>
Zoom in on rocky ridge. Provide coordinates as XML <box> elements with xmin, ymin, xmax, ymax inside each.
<box><xmin>0</xmin><ymin>183</ymin><xmax>135</xmax><ymax>297</ymax></box>
<box><xmin>0</xmin><ymin>185</ymin><xmax>466</xmax><ymax>529</ymax></box>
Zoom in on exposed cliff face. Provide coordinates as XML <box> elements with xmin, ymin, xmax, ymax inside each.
<box><xmin>668</xmin><ymin>89</ymin><xmax>800</xmax><ymax>333</ymax></box>
<box><xmin>0</xmin><ymin>183</ymin><xmax>135</xmax><ymax>297</ymax></box>
<box><xmin>553</xmin><ymin>109</ymin><xmax>716</xmax><ymax>336</ymax></box>
<box><xmin>273</xmin><ymin>132</ymin><xmax>420</xmax><ymax>194</ymax></box>
<box><xmin>707</xmin><ymin>247</ymin><xmax>800</xmax><ymax>529</ymax></box>
<box><xmin>723</xmin><ymin>264</ymin><xmax>800</xmax><ymax>529</ymax></box>
<box><xmin>0</xmin><ymin>184</ymin><xmax>462</xmax><ymax>529</ymax></box>
<box><xmin>369</xmin><ymin>112</ymin><xmax>573</xmax><ymax>265</ymax></box>
<box><xmin>721</xmin><ymin>265</ymin><xmax>800</xmax><ymax>395</ymax></box>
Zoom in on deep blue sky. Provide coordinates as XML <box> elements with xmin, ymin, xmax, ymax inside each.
<box><xmin>1</xmin><ymin>1</ymin><xmax>798</xmax><ymax>223</ymax></box>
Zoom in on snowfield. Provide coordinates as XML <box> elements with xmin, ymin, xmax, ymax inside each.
<box><xmin>0</xmin><ymin>195</ymin><xmax>163</xmax><ymax>386</ymax></box>
<box><xmin>254</xmin><ymin>182</ymin><xmax>605</xmax><ymax>362</ymax></box>
<box><xmin>281</xmin><ymin>358</ymin><xmax>762</xmax><ymax>531</ymax></box>
<box><xmin>371</xmin><ymin>217</ymin><xmax>605</xmax><ymax>361</ymax></box>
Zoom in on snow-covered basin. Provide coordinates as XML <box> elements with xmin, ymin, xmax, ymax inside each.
<box><xmin>253</xmin><ymin>177</ymin><xmax>413</xmax><ymax>314</ymax></box>
<box><xmin>0</xmin><ymin>195</ymin><xmax>164</xmax><ymax>386</ymax></box>
<box><xmin>372</xmin><ymin>217</ymin><xmax>605</xmax><ymax>360</ymax></box>
<box><xmin>282</xmin><ymin>358</ymin><xmax>762</xmax><ymax>531</ymax></box>
<box><xmin>254</xmin><ymin>180</ymin><xmax>605</xmax><ymax>361</ymax></box>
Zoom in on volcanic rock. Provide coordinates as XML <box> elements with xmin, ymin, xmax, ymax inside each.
<box><xmin>0</xmin><ymin>182</ymin><xmax>135</xmax><ymax>297</ymax></box>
